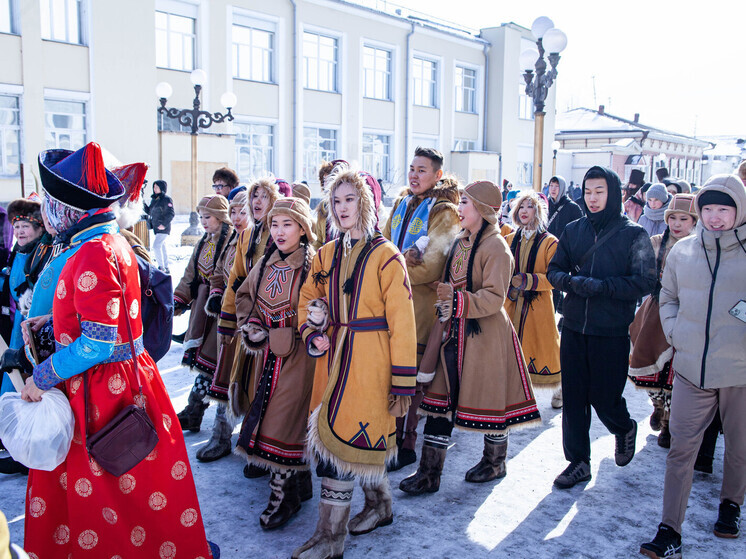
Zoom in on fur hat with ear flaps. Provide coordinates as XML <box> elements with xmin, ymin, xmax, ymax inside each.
<box><xmin>196</xmin><ymin>194</ymin><xmax>231</xmax><ymax>225</ymax></box>
<box><xmin>248</xmin><ymin>177</ymin><xmax>282</xmax><ymax>225</ymax></box>
<box><xmin>325</xmin><ymin>166</ymin><xmax>378</xmax><ymax>239</ymax></box>
<box><xmin>267</xmin><ymin>197</ymin><xmax>316</xmax><ymax>244</ymax></box>
<box><xmin>7</xmin><ymin>197</ymin><xmax>43</xmax><ymax>228</ymax></box>
<box><xmin>463</xmin><ymin>180</ymin><xmax>502</xmax><ymax>225</ymax></box>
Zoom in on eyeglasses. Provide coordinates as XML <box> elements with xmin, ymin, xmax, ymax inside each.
<box><xmin>212</xmin><ymin>184</ymin><xmax>228</xmax><ymax>190</ymax></box>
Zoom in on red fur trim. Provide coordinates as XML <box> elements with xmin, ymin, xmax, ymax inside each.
<box><xmin>81</xmin><ymin>142</ymin><xmax>108</xmax><ymax>195</ymax></box>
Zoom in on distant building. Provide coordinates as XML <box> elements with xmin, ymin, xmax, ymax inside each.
<box><xmin>553</xmin><ymin>106</ymin><xmax>712</xmax><ymax>187</ymax></box>
<box><xmin>0</xmin><ymin>0</ymin><xmax>556</xmax><ymax>210</ymax></box>
<box><xmin>700</xmin><ymin>136</ymin><xmax>746</xmax><ymax>180</ymax></box>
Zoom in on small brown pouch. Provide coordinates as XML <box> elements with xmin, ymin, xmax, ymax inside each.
<box><xmin>269</xmin><ymin>327</ymin><xmax>296</xmax><ymax>357</ymax></box>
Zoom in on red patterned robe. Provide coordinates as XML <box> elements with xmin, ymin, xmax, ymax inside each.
<box><xmin>26</xmin><ymin>218</ymin><xmax>212</xmax><ymax>559</ymax></box>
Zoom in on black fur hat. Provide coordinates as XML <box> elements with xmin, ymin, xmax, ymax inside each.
<box><xmin>7</xmin><ymin>197</ymin><xmax>43</xmax><ymax>228</ymax></box>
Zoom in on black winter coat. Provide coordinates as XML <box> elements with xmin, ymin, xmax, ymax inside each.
<box><xmin>547</xmin><ymin>195</ymin><xmax>583</xmax><ymax>240</ymax></box>
<box><xmin>547</xmin><ymin>166</ymin><xmax>656</xmax><ymax>337</ymax></box>
<box><xmin>145</xmin><ymin>193</ymin><xmax>175</xmax><ymax>235</ymax></box>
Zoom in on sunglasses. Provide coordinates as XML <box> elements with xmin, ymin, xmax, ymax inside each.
<box><xmin>212</xmin><ymin>184</ymin><xmax>229</xmax><ymax>190</ymax></box>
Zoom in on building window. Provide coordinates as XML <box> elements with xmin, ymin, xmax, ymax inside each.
<box><xmin>362</xmin><ymin>133</ymin><xmax>391</xmax><ymax>182</ymax></box>
<box><xmin>412</xmin><ymin>57</ymin><xmax>437</xmax><ymax>108</ymax></box>
<box><xmin>303</xmin><ymin>32</ymin><xmax>338</xmax><ymax>92</ymax></box>
<box><xmin>0</xmin><ymin>94</ymin><xmax>21</xmax><ymax>177</ymax></box>
<box><xmin>518</xmin><ymin>82</ymin><xmax>534</xmax><ymax>120</ymax></box>
<box><xmin>453</xmin><ymin>139</ymin><xmax>477</xmax><ymax>151</ymax></box>
<box><xmin>413</xmin><ymin>135</ymin><xmax>439</xmax><ymax>151</ymax></box>
<box><xmin>1</xmin><ymin>0</ymin><xmax>15</xmax><ymax>34</ymax></box>
<box><xmin>40</xmin><ymin>0</ymin><xmax>82</xmax><ymax>44</ymax></box>
<box><xmin>44</xmin><ymin>99</ymin><xmax>86</xmax><ymax>150</ymax></box>
<box><xmin>235</xmin><ymin>122</ymin><xmax>274</xmax><ymax>179</ymax></box>
<box><xmin>516</xmin><ymin>161</ymin><xmax>533</xmax><ymax>187</ymax></box>
<box><xmin>455</xmin><ymin>66</ymin><xmax>477</xmax><ymax>113</ymax></box>
<box><xmin>156</xmin><ymin>110</ymin><xmax>191</xmax><ymax>133</ymax></box>
<box><xmin>232</xmin><ymin>18</ymin><xmax>274</xmax><ymax>83</ymax></box>
<box><xmin>303</xmin><ymin>127</ymin><xmax>337</xmax><ymax>180</ymax></box>
<box><xmin>363</xmin><ymin>45</ymin><xmax>391</xmax><ymax>100</ymax></box>
<box><xmin>155</xmin><ymin>5</ymin><xmax>196</xmax><ymax>71</ymax></box>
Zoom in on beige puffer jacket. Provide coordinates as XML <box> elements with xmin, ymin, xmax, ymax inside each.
<box><xmin>659</xmin><ymin>174</ymin><xmax>746</xmax><ymax>389</ymax></box>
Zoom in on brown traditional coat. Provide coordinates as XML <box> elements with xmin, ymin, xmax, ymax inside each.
<box><xmin>504</xmin><ymin>229</ymin><xmax>561</xmax><ymax>387</ymax></box>
<box><xmin>421</xmin><ymin>225</ymin><xmax>541</xmax><ymax>433</ymax></box>
<box><xmin>382</xmin><ymin>182</ymin><xmax>459</xmax><ymax>364</ymax></box>
<box><xmin>234</xmin><ymin>246</ymin><xmax>316</xmax><ymax>470</ymax></box>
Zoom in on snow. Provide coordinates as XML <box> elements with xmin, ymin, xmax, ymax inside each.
<box><xmin>0</xmin><ymin>217</ymin><xmax>739</xmax><ymax>558</ymax></box>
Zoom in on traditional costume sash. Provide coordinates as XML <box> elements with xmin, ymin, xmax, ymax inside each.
<box><xmin>390</xmin><ymin>196</ymin><xmax>434</xmax><ymax>251</ymax></box>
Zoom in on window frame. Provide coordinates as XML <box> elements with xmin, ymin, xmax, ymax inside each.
<box><xmin>233</xmin><ymin>119</ymin><xmax>276</xmax><ymax>179</ymax></box>
<box><xmin>0</xmin><ymin>90</ymin><xmax>22</xmax><ymax>178</ymax></box>
<box><xmin>231</xmin><ymin>13</ymin><xmax>276</xmax><ymax>84</ymax></box>
<box><xmin>1</xmin><ymin>0</ymin><xmax>19</xmax><ymax>35</ymax></box>
<box><xmin>40</xmin><ymin>0</ymin><xmax>86</xmax><ymax>45</ymax></box>
<box><xmin>412</xmin><ymin>55</ymin><xmax>438</xmax><ymax>108</ymax></box>
<box><xmin>362</xmin><ymin>43</ymin><xmax>392</xmax><ymax>101</ymax></box>
<box><xmin>361</xmin><ymin>130</ymin><xmax>393</xmax><ymax>183</ymax></box>
<box><xmin>302</xmin><ymin>30</ymin><xmax>340</xmax><ymax>93</ymax></box>
<box><xmin>302</xmin><ymin>125</ymin><xmax>339</xmax><ymax>182</ymax></box>
<box><xmin>455</xmin><ymin>64</ymin><xmax>477</xmax><ymax>114</ymax></box>
<box><xmin>155</xmin><ymin>0</ymin><xmax>198</xmax><ymax>71</ymax></box>
<box><xmin>453</xmin><ymin>138</ymin><xmax>477</xmax><ymax>151</ymax></box>
<box><xmin>43</xmin><ymin>94</ymin><xmax>89</xmax><ymax>151</ymax></box>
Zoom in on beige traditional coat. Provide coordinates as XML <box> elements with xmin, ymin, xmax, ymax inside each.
<box><xmin>504</xmin><ymin>229</ymin><xmax>561</xmax><ymax>387</ymax></box>
<box><xmin>421</xmin><ymin>225</ymin><xmax>541</xmax><ymax>433</ymax></box>
<box><xmin>234</xmin><ymin>246</ymin><xmax>316</xmax><ymax>470</ymax></box>
<box><xmin>298</xmin><ymin>235</ymin><xmax>417</xmax><ymax>481</ymax></box>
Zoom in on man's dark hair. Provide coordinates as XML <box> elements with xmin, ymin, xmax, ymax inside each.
<box><xmin>413</xmin><ymin>146</ymin><xmax>444</xmax><ymax>172</ymax></box>
<box><xmin>584</xmin><ymin>167</ymin><xmax>608</xmax><ymax>182</ymax></box>
<box><xmin>212</xmin><ymin>167</ymin><xmax>239</xmax><ymax>187</ymax></box>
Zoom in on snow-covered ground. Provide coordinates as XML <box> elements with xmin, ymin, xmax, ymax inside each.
<box><xmin>0</xmin><ymin>216</ymin><xmax>739</xmax><ymax>558</ymax></box>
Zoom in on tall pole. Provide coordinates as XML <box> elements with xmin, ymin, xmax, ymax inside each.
<box><xmin>191</xmin><ymin>133</ymin><xmax>198</xmax><ymax>211</ymax></box>
<box><xmin>533</xmin><ymin>112</ymin><xmax>545</xmax><ymax>192</ymax></box>
<box><xmin>552</xmin><ymin>149</ymin><xmax>558</xmax><ymax>176</ymax></box>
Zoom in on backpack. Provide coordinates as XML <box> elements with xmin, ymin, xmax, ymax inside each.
<box><xmin>136</xmin><ymin>254</ymin><xmax>173</xmax><ymax>362</ymax></box>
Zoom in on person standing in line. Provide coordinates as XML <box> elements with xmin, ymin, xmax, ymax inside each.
<box><xmin>638</xmin><ymin>183</ymin><xmax>672</xmax><ymax>237</ymax></box>
<box><xmin>312</xmin><ymin>159</ymin><xmax>348</xmax><ymax>251</ymax></box>
<box><xmin>381</xmin><ymin>146</ymin><xmax>460</xmax><ymax>470</ymax></box>
<box><xmin>234</xmin><ymin>197</ymin><xmax>317</xmax><ymax>530</ymax></box>
<box><xmin>144</xmin><ymin>179</ymin><xmax>175</xmax><ymax>273</ymax></box>
<box><xmin>547</xmin><ymin>166</ymin><xmax>656</xmax><ymax>489</ymax></box>
<box><xmin>173</xmin><ymin>195</ymin><xmax>235</xmax><ymax>432</ymax></box>
<box><xmin>212</xmin><ymin>167</ymin><xmax>239</xmax><ymax>198</ymax></box>
<box><xmin>505</xmin><ymin>192</ymin><xmax>561</xmax><ymax>393</ymax></box>
<box><xmin>195</xmin><ymin>190</ymin><xmax>251</xmax><ymax>462</ymax></box>
<box><xmin>401</xmin><ymin>181</ymin><xmax>540</xmax><ymax>496</ymax></box>
<box><xmin>628</xmin><ymin>194</ymin><xmax>697</xmax><ymax>448</ymax></box>
<box><xmin>640</xmin><ymin>174</ymin><xmax>746</xmax><ymax>558</ymax></box>
<box><xmin>294</xmin><ymin>167</ymin><xmax>416</xmax><ymax>559</ymax></box>
<box><xmin>623</xmin><ymin>169</ymin><xmax>647</xmax><ymax>223</ymax></box>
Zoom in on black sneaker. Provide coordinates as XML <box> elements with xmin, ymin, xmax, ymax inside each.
<box><xmin>713</xmin><ymin>499</ymin><xmax>740</xmax><ymax>538</ymax></box>
<box><xmin>616</xmin><ymin>420</ymin><xmax>637</xmax><ymax>466</ymax></box>
<box><xmin>640</xmin><ymin>523</ymin><xmax>682</xmax><ymax>558</ymax></box>
<box><xmin>553</xmin><ymin>461</ymin><xmax>591</xmax><ymax>489</ymax></box>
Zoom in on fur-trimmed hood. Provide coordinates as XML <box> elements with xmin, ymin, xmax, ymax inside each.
<box><xmin>248</xmin><ymin>177</ymin><xmax>282</xmax><ymax>226</ymax></box>
<box><xmin>325</xmin><ymin>167</ymin><xmax>377</xmax><ymax>239</ymax></box>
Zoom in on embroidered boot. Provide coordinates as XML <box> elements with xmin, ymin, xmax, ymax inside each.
<box><xmin>196</xmin><ymin>404</ymin><xmax>233</xmax><ymax>462</ymax></box>
<box><xmin>348</xmin><ymin>479</ymin><xmax>394</xmax><ymax>536</ymax></box>
<box><xmin>399</xmin><ymin>439</ymin><xmax>448</xmax><ymax>495</ymax></box>
<box><xmin>465</xmin><ymin>434</ymin><xmax>507</xmax><ymax>483</ymax></box>
<box><xmin>177</xmin><ymin>391</ymin><xmax>209</xmax><ymax>432</ymax></box>
<box><xmin>260</xmin><ymin>470</ymin><xmax>302</xmax><ymax>530</ymax></box>
<box><xmin>292</xmin><ymin>478</ymin><xmax>353</xmax><ymax>559</ymax></box>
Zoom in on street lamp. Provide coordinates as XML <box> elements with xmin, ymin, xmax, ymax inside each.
<box><xmin>156</xmin><ymin>69</ymin><xmax>236</xmax><ymax>242</ymax></box>
<box><xmin>520</xmin><ymin>17</ymin><xmax>567</xmax><ymax>192</ymax></box>
<box><xmin>551</xmin><ymin>140</ymin><xmax>561</xmax><ymax>176</ymax></box>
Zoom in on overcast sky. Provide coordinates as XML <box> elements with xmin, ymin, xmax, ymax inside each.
<box><xmin>397</xmin><ymin>0</ymin><xmax>745</xmax><ymax>137</ymax></box>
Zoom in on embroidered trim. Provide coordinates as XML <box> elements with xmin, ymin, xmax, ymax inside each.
<box><xmin>33</xmin><ymin>357</ymin><xmax>64</xmax><ymax>390</ymax></box>
<box><xmin>80</xmin><ymin>321</ymin><xmax>118</xmax><ymax>343</ymax></box>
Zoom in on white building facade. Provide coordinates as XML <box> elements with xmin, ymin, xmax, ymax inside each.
<box><xmin>1</xmin><ymin>0</ymin><xmax>555</xmax><ymax>212</ymax></box>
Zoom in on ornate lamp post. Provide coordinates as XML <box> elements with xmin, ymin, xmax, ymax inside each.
<box><xmin>156</xmin><ymin>69</ymin><xmax>237</xmax><ymax>242</ymax></box>
<box><xmin>520</xmin><ymin>17</ymin><xmax>567</xmax><ymax>192</ymax></box>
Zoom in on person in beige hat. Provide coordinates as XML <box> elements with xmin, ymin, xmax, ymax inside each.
<box><xmin>232</xmin><ymin>196</ymin><xmax>316</xmax><ymax>530</ymax></box>
<box><xmin>173</xmin><ymin>193</ymin><xmax>236</xmax><ymax>432</ymax></box>
<box><xmin>401</xmin><ymin>180</ymin><xmax>540</xmax><ymax>494</ymax></box>
<box><xmin>291</xmin><ymin>182</ymin><xmax>312</xmax><ymax>205</ymax></box>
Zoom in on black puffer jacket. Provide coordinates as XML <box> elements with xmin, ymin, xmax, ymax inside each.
<box><xmin>547</xmin><ymin>166</ymin><xmax>656</xmax><ymax>337</ymax></box>
<box><xmin>144</xmin><ymin>183</ymin><xmax>175</xmax><ymax>235</ymax></box>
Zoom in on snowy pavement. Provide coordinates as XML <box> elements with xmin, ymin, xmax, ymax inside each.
<box><xmin>0</xmin><ymin>218</ymin><xmax>739</xmax><ymax>558</ymax></box>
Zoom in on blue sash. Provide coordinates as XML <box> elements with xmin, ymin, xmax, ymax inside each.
<box><xmin>390</xmin><ymin>196</ymin><xmax>434</xmax><ymax>251</ymax></box>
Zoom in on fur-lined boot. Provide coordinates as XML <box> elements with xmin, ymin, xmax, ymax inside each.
<box><xmin>196</xmin><ymin>404</ymin><xmax>232</xmax><ymax>462</ymax></box>
<box><xmin>399</xmin><ymin>439</ymin><xmax>448</xmax><ymax>495</ymax></box>
<box><xmin>292</xmin><ymin>478</ymin><xmax>353</xmax><ymax>559</ymax></box>
<box><xmin>649</xmin><ymin>397</ymin><xmax>665</xmax><ymax>432</ymax></box>
<box><xmin>348</xmin><ymin>479</ymin><xmax>393</xmax><ymax>536</ymax></box>
<box><xmin>551</xmin><ymin>386</ymin><xmax>563</xmax><ymax>409</ymax></box>
<box><xmin>260</xmin><ymin>470</ymin><xmax>302</xmax><ymax>530</ymax></box>
<box><xmin>465</xmin><ymin>434</ymin><xmax>507</xmax><ymax>483</ymax></box>
<box><xmin>177</xmin><ymin>391</ymin><xmax>209</xmax><ymax>432</ymax></box>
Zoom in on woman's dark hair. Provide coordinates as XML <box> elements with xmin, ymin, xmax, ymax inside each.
<box><xmin>652</xmin><ymin>227</ymin><xmax>670</xmax><ymax>301</ymax></box>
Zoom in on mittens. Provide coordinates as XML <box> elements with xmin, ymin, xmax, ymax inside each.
<box><xmin>306</xmin><ymin>299</ymin><xmax>329</xmax><ymax>331</ymax></box>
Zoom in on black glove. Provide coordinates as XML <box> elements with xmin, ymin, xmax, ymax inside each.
<box><xmin>582</xmin><ymin>277</ymin><xmax>605</xmax><ymax>297</ymax></box>
<box><xmin>206</xmin><ymin>294</ymin><xmax>222</xmax><ymax>315</ymax></box>
<box><xmin>173</xmin><ymin>301</ymin><xmax>190</xmax><ymax>316</ymax></box>
<box><xmin>0</xmin><ymin>347</ymin><xmax>32</xmax><ymax>375</ymax></box>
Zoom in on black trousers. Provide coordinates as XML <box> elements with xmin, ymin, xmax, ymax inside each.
<box><xmin>560</xmin><ymin>328</ymin><xmax>633</xmax><ymax>464</ymax></box>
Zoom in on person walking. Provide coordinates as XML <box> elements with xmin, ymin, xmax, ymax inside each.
<box><xmin>401</xmin><ymin>181</ymin><xmax>540</xmax><ymax>495</ymax></box>
<box><xmin>638</xmin><ymin>183</ymin><xmax>672</xmax><ymax>237</ymax></box>
<box><xmin>623</xmin><ymin>169</ymin><xmax>647</xmax><ymax>224</ymax></box>
<box><xmin>547</xmin><ymin>166</ymin><xmax>656</xmax><ymax>489</ymax></box>
<box><xmin>640</xmin><ymin>174</ymin><xmax>746</xmax><ymax>558</ymax></box>
<box><xmin>505</xmin><ymin>192</ymin><xmax>561</xmax><ymax>391</ymax></box>
<box><xmin>21</xmin><ymin>142</ymin><xmax>215</xmax><ymax>558</ymax></box>
<box><xmin>293</xmin><ymin>166</ymin><xmax>417</xmax><ymax>559</ymax></box>
<box><xmin>382</xmin><ymin>146</ymin><xmax>460</xmax><ymax>470</ymax></box>
<box><xmin>144</xmin><ymin>179</ymin><xmax>175</xmax><ymax>273</ymax></box>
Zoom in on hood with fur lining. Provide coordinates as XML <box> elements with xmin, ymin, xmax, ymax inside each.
<box><xmin>326</xmin><ymin>167</ymin><xmax>377</xmax><ymax>239</ymax></box>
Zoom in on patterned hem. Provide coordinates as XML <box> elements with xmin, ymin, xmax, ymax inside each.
<box><xmin>454</xmin><ymin>409</ymin><xmax>541</xmax><ymax>432</ymax></box>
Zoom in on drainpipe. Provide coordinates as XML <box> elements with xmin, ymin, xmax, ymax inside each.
<box><xmin>290</xmin><ymin>0</ymin><xmax>298</xmax><ymax>178</ymax></box>
<box><xmin>405</xmin><ymin>21</ymin><xmax>415</xmax><ymax>163</ymax></box>
<box><xmin>482</xmin><ymin>41</ymin><xmax>490</xmax><ymax>152</ymax></box>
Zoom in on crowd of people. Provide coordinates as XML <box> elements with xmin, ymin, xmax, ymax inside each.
<box><xmin>0</xmin><ymin>142</ymin><xmax>745</xmax><ymax>559</ymax></box>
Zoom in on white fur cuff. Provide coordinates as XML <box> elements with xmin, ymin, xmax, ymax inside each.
<box><xmin>416</xmin><ymin>371</ymin><xmax>435</xmax><ymax>383</ymax></box>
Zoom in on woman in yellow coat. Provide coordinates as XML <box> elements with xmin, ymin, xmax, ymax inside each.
<box><xmin>294</xmin><ymin>166</ymin><xmax>417</xmax><ymax>559</ymax></box>
<box><xmin>505</xmin><ymin>192</ymin><xmax>561</xmax><ymax>390</ymax></box>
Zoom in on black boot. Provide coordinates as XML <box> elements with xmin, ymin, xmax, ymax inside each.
<box><xmin>177</xmin><ymin>392</ymin><xmax>209</xmax><ymax>432</ymax></box>
<box><xmin>0</xmin><ymin>457</ymin><xmax>29</xmax><ymax>475</ymax></box>
<box><xmin>244</xmin><ymin>463</ymin><xmax>270</xmax><ymax>479</ymax></box>
<box><xmin>297</xmin><ymin>469</ymin><xmax>313</xmax><ymax>502</ymax></box>
<box><xmin>260</xmin><ymin>471</ymin><xmax>302</xmax><ymax>530</ymax></box>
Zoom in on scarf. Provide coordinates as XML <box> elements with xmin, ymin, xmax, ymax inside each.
<box><xmin>642</xmin><ymin>199</ymin><xmax>670</xmax><ymax>222</ymax></box>
<box><xmin>390</xmin><ymin>196</ymin><xmax>435</xmax><ymax>252</ymax></box>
